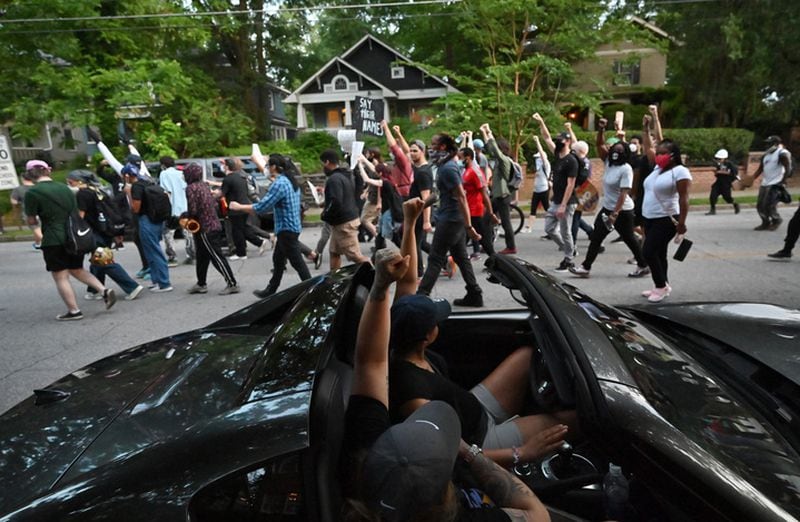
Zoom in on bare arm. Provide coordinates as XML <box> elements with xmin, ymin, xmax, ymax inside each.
<box><xmin>456</xmin><ymin>183</ymin><xmax>481</xmax><ymax>241</ymax></box>
<box><xmin>595</xmin><ymin>118</ymin><xmax>609</xmax><ymax>161</ymax></box>
<box><xmin>396</xmin><ymin>198</ymin><xmax>425</xmax><ymax>298</ymax></box>
<box><xmin>357</xmin><ymin>162</ymin><xmax>383</xmax><ymax>187</ymax></box>
<box><xmin>533</xmin><ymin>113</ymin><xmax>555</xmax><ymax>153</ymax></box>
<box><xmin>564</xmin><ymin>121</ymin><xmax>577</xmax><ymax>144</ymax></box>
<box><xmin>533</xmin><ymin>136</ymin><xmax>550</xmax><ymax>177</ymax></box>
<box><xmin>392</xmin><ymin>125</ymin><xmax>410</xmax><ymax>156</ymax></box>
<box><xmin>648</xmin><ymin>105</ymin><xmax>663</xmax><ymax>143</ymax></box>
<box><xmin>642</xmin><ymin>115</ymin><xmax>656</xmax><ymax>166</ymax></box>
<box><xmin>676</xmin><ymin>178</ymin><xmax>691</xmax><ymax>235</ymax></box>
<box><xmin>381</xmin><ymin>120</ymin><xmax>397</xmax><ymax>149</ymax></box>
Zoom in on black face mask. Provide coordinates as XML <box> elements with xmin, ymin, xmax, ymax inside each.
<box><xmin>554</xmin><ymin>139</ymin><xmax>566</xmax><ymax>152</ymax></box>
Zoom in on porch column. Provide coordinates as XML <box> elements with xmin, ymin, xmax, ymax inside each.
<box><xmin>296</xmin><ymin>103</ymin><xmax>307</xmax><ymax>129</ymax></box>
<box><xmin>383</xmin><ymin>98</ymin><xmax>390</xmax><ymax>122</ymax></box>
<box><xmin>344</xmin><ymin>99</ymin><xmax>353</xmax><ymax>127</ymax></box>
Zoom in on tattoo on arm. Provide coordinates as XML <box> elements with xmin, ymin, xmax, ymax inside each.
<box><xmin>470</xmin><ymin>453</ymin><xmax>535</xmax><ymax>507</ymax></box>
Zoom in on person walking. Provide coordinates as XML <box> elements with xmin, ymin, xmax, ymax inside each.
<box><xmin>10</xmin><ymin>170</ymin><xmax>43</xmax><ymax>249</ymax></box>
<box><xmin>752</xmin><ymin>135</ymin><xmax>792</xmax><ymax>231</ymax></box>
<box><xmin>219</xmin><ymin>157</ymin><xmax>267</xmax><ymax>260</ymax></box>
<box><xmin>182</xmin><ymin>163</ymin><xmax>239</xmax><ymax>295</ymax></box>
<box><xmin>569</xmin><ymin>119</ymin><xmax>649</xmax><ymax>279</ymax></box>
<box><xmin>158</xmin><ymin>156</ymin><xmax>193</xmax><ymax>264</ymax></box>
<box><xmin>479</xmin><ymin>123</ymin><xmax>517</xmax><ymax>255</ymax></box>
<box><xmin>640</xmin><ymin>138</ymin><xmax>692</xmax><ymax>303</ymax></box>
<box><xmin>706</xmin><ymin>149</ymin><xmax>740</xmax><ymax>215</ymax></box>
<box><xmin>524</xmin><ymin>136</ymin><xmax>551</xmax><ymax>233</ymax></box>
<box><xmin>23</xmin><ymin>160</ymin><xmax>116</xmax><ymax>320</ymax></box>
<box><xmin>459</xmin><ymin>146</ymin><xmax>497</xmax><ymax>260</ymax></box>
<box><xmin>408</xmin><ymin>138</ymin><xmax>434</xmax><ymax>277</ymax></box>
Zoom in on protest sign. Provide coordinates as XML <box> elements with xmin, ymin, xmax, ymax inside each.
<box><xmin>353</xmin><ymin>96</ymin><xmax>385</xmax><ymax>137</ymax></box>
<box><xmin>0</xmin><ymin>136</ymin><xmax>19</xmax><ymax>190</ymax></box>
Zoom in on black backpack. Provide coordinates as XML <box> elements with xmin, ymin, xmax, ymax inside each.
<box><xmin>574</xmin><ymin>153</ymin><xmax>590</xmax><ymax>186</ymax></box>
<box><xmin>90</xmin><ymin>187</ymin><xmax>127</xmax><ymax>237</ymax></box>
<box><xmin>143</xmin><ymin>183</ymin><xmax>172</xmax><ymax>223</ymax></box>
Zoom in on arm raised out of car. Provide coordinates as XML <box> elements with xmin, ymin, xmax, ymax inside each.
<box><xmin>396</xmin><ymin>197</ymin><xmax>425</xmax><ymax>299</ymax></box>
<box><xmin>351</xmin><ymin>248</ymin><xmax>410</xmax><ymax>406</ymax></box>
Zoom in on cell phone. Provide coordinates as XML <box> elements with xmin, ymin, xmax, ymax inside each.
<box><xmin>615</xmin><ymin>111</ymin><xmax>624</xmax><ymax>130</ymax></box>
<box><xmin>673</xmin><ymin>238</ymin><xmax>693</xmax><ymax>262</ymax></box>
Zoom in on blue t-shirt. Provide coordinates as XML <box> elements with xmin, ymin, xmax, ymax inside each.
<box><xmin>435</xmin><ymin>159</ymin><xmax>464</xmax><ymax>223</ymax></box>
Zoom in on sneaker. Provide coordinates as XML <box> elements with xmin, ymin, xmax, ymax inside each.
<box><xmin>125</xmin><ymin>285</ymin><xmax>144</xmax><ymax>300</ymax></box>
<box><xmin>259</xmin><ymin>240</ymin><xmax>269</xmax><ymax>256</ymax></box>
<box><xmin>498</xmin><ymin>248</ymin><xmax>518</xmax><ymax>255</ymax></box>
<box><xmin>56</xmin><ymin>310</ymin><xmax>83</xmax><ymax>321</ymax></box>
<box><xmin>84</xmin><ymin>292</ymin><xmax>103</xmax><ymax>301</ymax></box>
<box><xmin>522</xmin><ymin>225</ymin><xmax>532</xmax><ymax>233</ymax></box>
<box><xmin>627</xmin><ymin>257</ymin><xmax>637</xmax><ymax>265</ymax></box>
<box><xmin>705</xmin><ymin>209</ymin><xmax>716</xmax><ymax>215</ymax></box>
<box><xmin>453</xmin><ymin>292</ymin><xmax>484</xmax><ymax>307</ymax></box>
<box><xmin>227</xmin><ymin>255</ymin><xmax>247</xmax><ymax>261</ymax></box>
<box><xmin>135</xmin><ymin>268</ymin><xmax>150</xmax><ymax>279</ymax></box>
<box><xmin>143</xmin><ymin>273</ymin><xmax>151</xmax><ymax>281</ymax></box>
<box><xmin>642</xmin><ymin>284</ymin><xmax>671</xmax><ymax>298</ymax></box>
<box><xmin>572</xmin><ymin>247</ymin><xmax>579</xmax><ymax>258</ymax></box>
<box><xmin>767</xmin><ymin>220</ymin><xmax>783</xmax><ymax>231</ymax></box>
<box><xmin>540</xmin><ymin>235</ymin><xmax>551</xmax><ymax>241</ymax></box>
<box><xmin>733</xmin><ymin>202</ymin><xmax>741</xmax><ymax>214</ymax></box>
<box><xmin>753</xmin><ymin>224</ymin><xmax>770</xmax><ymax>231</ymax></box>
<box><xmin>469</xmin><ymin>252</ymin><xmax>481</xmax><ymax>261</ymax></box>
<box><xmin>33</xmin><ymin>243</ymin><xmax>42</xmax><ymax>250</ymax></box>
<box><xmin>568</xmin><ymin>265</ymin><xmax>590</xmax><ymax>278</ymax></box>
<box><xmin>647</xmin><ymin>286</ymin><xmax>670</xmax><ymax>303</ymax></box>
<box><xmin>188</xmin><ymin>284</ymin><xmax>208</xmax><ymax>294</ymax></box>
<box><xmin>219</xmin><ymin>285</ymin><xmax>241</xmax><ymax>295</ymax></box>
<box><xmin>167</xmin><ymin>258</ymin><xmax>179</xmax><ymax>268</ymax></box>
<box><xmin>150</xmin><ymin>285</ymin><xmax>174</xmax><ymax>293</ymax></box>
<box><xmin>314</xmin><ymin>252</ymin><xmax>323</xmax><ymax>270</ymax></box>
<box><xmin>767</xmin><ymin>250</ymin><xmax>792</xmax><ymax>259</ymax></box>
<box><xmin>103</xmin><ymin>288</ymin><xmax>117</xmax><ymax>310</ymax></box>
<box><xmin>253</xmin><ymin>287</ymin><xmax>276</xmax><ymax>299</ymax></box>
<box><xmin>628</xmin><ymin>266</ymin><xmax>651</xmax><ymax>278</ymax></box>
<box><xmin>554</xmin><ymin>259</ymin><xmax>574</xmax><ymax>273</ymax></box>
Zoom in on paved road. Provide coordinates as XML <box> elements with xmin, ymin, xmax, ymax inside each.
<box><xmin>0</xmin><ymin>205</ymin><xmax>797</xmax><ymax>413</ymax></box>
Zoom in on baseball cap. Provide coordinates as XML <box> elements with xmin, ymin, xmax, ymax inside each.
<box><xmin>714</xmin><ymin>149</ymin><xmax>729</xmax><ymax>160</ymax></box>
<box><xmin>765</xmin><ymin>135</ymin><xmax>782</xmax><ymax>144</ymax></box>
<box><xmin>125</xmin><ymin>153</ymin><xmax>142</xmax><ymax>164</ymax></box>
<box><xmin>361</xmin><ymin>400</ymin><xmax>461</xmax><ymax>521</ymax></box>
<box><xmin>472</xmin><ymin>138</ymin><xmax>485</xmax><ymax>150</ymax></box>
<box><xmin>556</xmin><ymin>131</ymin><xmax>571</xmax><ymax>141</ymax></box>
<box><xmin>390</xmin><ymin>295</ymin><xmax>451</xmax><ymax>349</ymax></box>
<box><xmin>67</xmin><ymin>170</ymin><xmax>94</xmax><ymax>183</ymax></box>
<box><xmin>25</xmin><ymin>159</ymin><xmax>50</xmax><ymax>171</ymax></box>
<box><xmin>120</xmin><ymin>162</ymin><xmax>141</xmax><ymax>178</ymax></box>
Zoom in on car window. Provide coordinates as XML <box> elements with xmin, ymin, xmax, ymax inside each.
<box><xmin>190</xmin><ymin>452</ymin><xmax>306</xmax><ymax>521</ymax></box>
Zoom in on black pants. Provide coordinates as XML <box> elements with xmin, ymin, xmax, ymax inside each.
<box><xmin>418</xmin><ymin>220</ymin><xmax>481</xmax><ymax>296</ymax></box>
<box><xmin>492</xmin><ymin>195</ymin><xmax>516</xmax><ymax>250</ymax></box>
<box><xmin>469</xmin><ymin>214</ymin><xmax>495</xmax><ymax>256</ymax></box>
<box><xmin>709</xmin><ymin>179</ymin><xmax>734</xmax><ymax>208</ymax></box>
<box><xmin>414</xmin><ymin>217</ymin><xmax>431</xmax><ymax>277</ymax></box>
<box><xmin>266</xmin><ymin>231</ymin><xmax>311</xmax><ymax>292</ymax></box>
<box><xmin>582</xmin><ymin>209</ymin><xmax>645</xmax><ymax>270</ymax></box>
<box><xmin>757</xmin><ymin>185</ymin><xmax>782</xmax><ymax>226</ymax></box>
<box><xmin>642</xmin><ymin>217</ymin><xmax>677</xmax><ymax>289</ymax></box>
<box><xmin>783</xmin><ymin>205</ymin><xmax>800</xmax><ymax>252</ymax></box>
<box><xmin>229</xmin><ymin>213</ymin><xmax>263</xmax><ymax>257</ymax></box>
<box><xmin>195</xmin><ymin>230</ymin><xmax>236</xmax><ymax>287</ymax></box>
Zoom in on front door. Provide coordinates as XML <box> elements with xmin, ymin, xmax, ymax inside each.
<box><xmin>326</xmin><ymin>108</ymin><xmax>342</xmax><ymax>128</ymax></box>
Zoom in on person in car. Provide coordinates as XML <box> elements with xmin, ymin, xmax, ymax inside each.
<box><xmin>343</xmin><ymin>198</ymin><xmax>552</xmax><ymax>521</ymax></box>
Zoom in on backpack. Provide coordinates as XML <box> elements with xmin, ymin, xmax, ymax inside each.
<box><xmin>575</xmin><ymin>154</ymin><xmax>591</xmax><ymax>186</ymax></box>
<box><xmin>65</xmin><ymin>210</ymin><xmax>97</xmax><ymax>256</ymax></box>
<box><xmin>143</xmin><ymin>183</ymin><xmax>172</xmax><ymax>223</ymax></box>
<box><xmin>507</xmin><ymin>160</ymin><xmax>523</xmax><ymax>191</ymax></box>
<box><xmin>90</xmin><ymin>188</ymin><xmax>127</xmax><ymax>237</ymax></box>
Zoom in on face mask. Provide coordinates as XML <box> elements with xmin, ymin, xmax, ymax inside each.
<box><xmin>554</xmin><ymin>139</ymin><xmax>566</xmax><ymax>152</ymax></box>
<box><xmin>457</xmin><ymin>160</ymin><xmax>465</xmax><ymax>168</ymax></box>
<box><xmin>655</xmin><ymin>154</ymin><xmax>672</xmax><ymax>169</ymax></box>
<box><xmin>629</xmin><ymin>143</ymin><xmax>638</xmax><ymax>153</ymax></box>
<box><xmin>610</xmin><ymin>151</ymin><xmax>621</xmax><ymax>163</ymax></box>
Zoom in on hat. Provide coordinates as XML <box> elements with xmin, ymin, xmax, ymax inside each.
<box><xmin>67</xmin><ymin>169</ymin><xmax>94</xmax><ymax>183</ymax></box>
<box><xmin>390</xmin><ymin>295</ymin><xmax>451</xmax><ymax>349</ymax></box>
<box><xmin>765</xmin><ymin>135</ymin><xmax>782</xmax><ymax>144</ymax></box>
<box><xmin>125</xmin><ymin>153</ymin><xmax>142</xmax><ymax>164</ymax></box>
<box><xmin>714</xmin><ymin>149</ymin><xmax>729</xmax><ymax>160</ymax></box>
<box><xmin>556</xmin><ymin>131</ymin><xmax>571</xmax><ymax>141</ymax></box>
<box><xmin>472</xmin><ymin>138</ymin><xmax>485</xmax><ymax>150</ymax></box>
<box><xmin>25</xmin><ymin>159</ymin><xmax>50</xmax><ymax>171</ymax></box>
<box><xmin>120</xmin><ymin>162</ymin><xmax>140</xmax><ymax>178</ymax></box>
<box><xmin>361</xmin><ymin>401</ymin><xmax>461</xmax><ymax>521</ymax></box>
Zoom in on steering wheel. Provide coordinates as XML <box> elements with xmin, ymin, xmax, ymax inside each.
<box><xmin>530</xmin><ymin>345</ymin><xmax>560</xmax><ymax>411</ymax></box>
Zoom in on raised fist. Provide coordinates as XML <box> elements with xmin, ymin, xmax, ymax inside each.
<box><xmin>648</xmin><ymin>105</ymin><xmax>658</xmax><ymax>115</ymax></box>
<box><xmin>532</xmin><ymin>113</ymin><xmax>543</xmax><ymax>122</ymax></box>
<box><xmin>597</xmin><ymin>118</ymin><xmax>608</xmax><ymax>130</ymax></box>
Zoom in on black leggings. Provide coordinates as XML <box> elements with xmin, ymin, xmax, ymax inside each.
<box><xmin>642</xmin><ymin>217</ymin><xmax>677</xmax><ymax>289</ymax></box>
<box><xmin>582</xmin><ymin>209</ymin><xmax>645</xmax><ymax>270</ymax></box>
<box><xmin>266</xmin><ymin>231</ymin><xmax>311</xmax><ymax>292</ymax></box>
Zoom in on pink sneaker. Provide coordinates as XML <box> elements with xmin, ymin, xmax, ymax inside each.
<box><xmin>642</xmin><ymin>284</ymin><xmax>671</xmax><ymax>298</ymax></box>
<box><xmin>647</xmin><ymin>286</ymin><xmax>670</xmax><ymax>303</ymax></box>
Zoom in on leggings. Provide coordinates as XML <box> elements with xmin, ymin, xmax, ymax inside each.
<box><xmin>642</xmin><ymin>217</ymin><xmax>677</xmax><ymax>289</ymax></box>
<box><xmin>582</xmin><ymin>209</ymin><xmax>645</xmax><ymax>270</ymax></box>
<box><xmin>194</xmin><ymin>230</ymin><xmax>236</xmax><ymax>287</ymax></box>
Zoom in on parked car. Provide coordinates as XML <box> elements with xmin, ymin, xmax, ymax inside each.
<box><xmin>1</xmin><ymin>256</ymin><xmax>798</xmax><ymax>521</ymax></box>
<box><xmin>145</xmin><ymin>156</ymin><xmax>270</xmax><ymax>193</ymax></box>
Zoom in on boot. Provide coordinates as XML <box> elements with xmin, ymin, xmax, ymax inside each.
<box><xmin>453</xmin><ymin>291</ymin><xmax>483</xmax><ymax>307</ymax></box>
<box><xmin>705</xmin><ymin>207</ymin><xmax>716</xmax><ymax>215</ymax></box>
<box><xmin>733</xmin><ymin>202</ymin><xmax>740</xmax><ymax>214</ymax></box>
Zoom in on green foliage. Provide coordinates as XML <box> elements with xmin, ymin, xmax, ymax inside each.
<box><xmin>224</xmin><ymin>131</ymin><xmax>337</xmax><ymax>174</ymax></box>
<box><xmin>660</xmin><ymin>128</ymin><xmax>755</xmax><ymax>164</ymax></box>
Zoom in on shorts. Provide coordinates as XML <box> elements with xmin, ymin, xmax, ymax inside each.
<box><xmin>531</xmin><ymin>191</ymin><xmax>550</xmax><ymax>215</ymax></box>
<box><xmin>330</xmin><ymin>218</ymin><xmax>363</xmax><ymax>260</ymax></box>
<box><xmin>361</xmin><ymin>201</ymin><xmax>380</xmax><ymax>224</ymax></box>
<box><xmin>471</xmin><ymin>383</ymin><xmax>523</xmax><ymax>450</ymax></box>
<box><xmin>42</xmin><ymin>245</ymin><xmax>84</xmax><ymax>272</ymax></box>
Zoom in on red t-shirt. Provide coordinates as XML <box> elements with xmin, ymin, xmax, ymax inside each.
<box><xmin>462</xmin><ymin>166</ymin><xmax>485</xmax><ymax>217</ymax></box>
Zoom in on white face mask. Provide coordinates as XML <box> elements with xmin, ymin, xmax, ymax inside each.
<box><xmin>629</xmin><ymin>143</ymin><xmax>638</xmax><ymax>153</ymax></box>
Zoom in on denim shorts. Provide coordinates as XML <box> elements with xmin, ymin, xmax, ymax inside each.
<box><xmin>471</xmin><ymin>383</ymin><xmax>523</xmax><ymax>450</ymax></box>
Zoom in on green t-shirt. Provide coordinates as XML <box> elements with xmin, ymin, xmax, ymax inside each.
<box><xmin>24</xmin><ymin>180</ymin><xmax>77</xmax><ymax>247</ymax></box>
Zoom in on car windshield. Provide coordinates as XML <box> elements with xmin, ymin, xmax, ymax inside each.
<box><xmin>579</xmin><ymin>302</ymin><xmax>800</xmax><ymax>517</ymax></box>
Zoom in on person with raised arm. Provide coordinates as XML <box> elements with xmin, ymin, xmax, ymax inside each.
<box><xmin>381</xmin><ymin>120</ymin><xmax>414</xmax><ymax>199</ymax></box>
<box><xmin>479</xmin><ymin>123</ymin><xmax>518</xmax><ymax>255</ymax></box>
<box><xmin>524</xmin><ymin>135</ymin><xmax>552</xmax><ymax>234</ymax></box>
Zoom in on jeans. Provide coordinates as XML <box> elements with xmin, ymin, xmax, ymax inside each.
<box><xmin>757</xmin><ymin>185</ymin><xmax>782</xmax><ymax>225</ymax></box>
<box><xmin>582</xmin><ymin>209</ymin><xmax>645</xmax><ymax>270</ymax></box>
<box><xmin>418</xmin><ymin>220</ymin><xmax>481</xmax><ymax>296</ymax></box>
<box><xmin>544</xmin><ymin>202</ymin><xmax>576</xmax><ymax>261</ymax></box>
<box><xmin>491</xmin><ymin>195</ymin><xmax>516</xmax><ymax>250</ymax></box>
<box><xmin>266</xmin><ymin>231</ymin><xmax>312</xmax><ymax>292</ymax></box>
<box><xmin>642</xmin><ymin>216</ymin><xmax>677</xmax><ymax>289</ymax></box>
<box><xmin>195</xmin><ymin>230</ymin><xmax>236</xmax><ymax>287</ymax></box>
<box><xmin>571</xmin><ymin>210</ymin><xmax>594</xmax><ymax>242</ymax></box>
<box><xmin>138</xmin><ymin>215</ymin><xmax>170</xmax><ymax>288</ymax></box>
<box><xmin>89</xmin><ymin>235</ymin><xmax>139</xmax><ymax>294</ymax></box>
<box><xmin>131</xmin><ymin>216</ymin><xmax>148</xmax><ymax>270</ymax></box>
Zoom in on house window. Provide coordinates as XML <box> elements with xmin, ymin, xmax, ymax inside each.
<box><xmin>268</xmin><ymin>92</ymin><xmax>275</xmax><ymax>112</ymax></box>
<box><xmin>62</xmin><ymin>127</ymin><xmax>77</xmax><ymax>150</ymax></box>
<box><xmin>332</xmin><ymin>75</ymin><xmax>349</xmax><ymax>91</ymax></box>
<box><xmin>391</xmin><ymin>65</ymin><xmax>405</xmax><ymax>79</ymax></box>
<box><xmin>612</xmin><ymin>59</ymin><xmax>641</xmax><ymax>86</ymax></box>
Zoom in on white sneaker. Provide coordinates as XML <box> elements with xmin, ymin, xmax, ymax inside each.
<box><xmin>568</xmin><ymin>265</ymin><xmax>590</xmax><ymax>278</ymax></box>
<box><xmin>642</xmin><ymin>284</ymin><xmax>671</xmax><ymax>298</ymax></box>
<box><xmin>647</xmin><ymin>287</ymin><xmax>670</xmax><ymax>303</ymax></box>
<box><xmin>227</xmin><ymin>255</ymin><xmax>247</xmax><ymax>261</ymax></box>
<box><xmin>84</xmin><ymin>293</ymin><xmax>103</xmax><ymax>301</ymax></box>
<box><xmin>125</xmin><ymin>285</ymin><xmax>144</xmax><ymax>300</ymax></box>
<box><xmin>522</xmin><ymin>225</ymin><xmax>532</xmax><ymax>233</ymax></box>
<box><xmin>150</xmin><ymin>285</ymin><xmax>174</xmax><ymax>293</ymax></box>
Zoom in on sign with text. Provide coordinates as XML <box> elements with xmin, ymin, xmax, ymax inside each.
<box><xmin>0</xmin><ymin>136</ymin><xmax>19</xmax><ymax>190</ymax></box>
<box><xmin>353</xmin><ymin>96</ymin><xmax>384</xmax><ymax>137</ymax></box>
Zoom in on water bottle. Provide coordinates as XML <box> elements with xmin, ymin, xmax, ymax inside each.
<box><xmin>603</xmin><ymin>463</ymin><xmax>629</xmax><ymax>521</ymax></box>
<box><xmin>601</xmin><ymin>213</ymin><xmax>614</xmax><ymax>232</ymax></box>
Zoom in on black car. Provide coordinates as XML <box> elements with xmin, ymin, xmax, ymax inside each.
<box><xmin>1</xmin><ymin>257</ymin><xmax>798</xmax><ymax>521</ymax></box>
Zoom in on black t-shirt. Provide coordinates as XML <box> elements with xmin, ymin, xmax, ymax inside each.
<box><xmin>130</xmin><ymin>180</ymin><xmax>151</xmax><ymax>216</ymax></box>
<box><xmin>389</xmin><ymin>358</ymin><xmax>488</xmax><ymax>445</ymax></box>
<box><xmin>76</xmin><ymin>188</ymin><xmax>102</xmax><ymax>235</ymax></box>
<box><xmin>714</xmin><ymin>160</ymin><xmax>738</xmax><ymax>182</ymax></box>
<box><xmin>409</xmin><ymin>163</ymin><xmax>434</xmax><ymax>200</ymax></box>
<box><xmin>221</xmin><ymin>172</ymin><xmax>251</xmax><ymax>215</ymax></box>
<box><xmin>380</xmin><ymin>179</ymin><xmax>404</xmax><ymax>223</ymax></box>
<box><xmin>633</xmin><ymin>154</ymin><xmax>652</xmax><ymax>201</ymax></box>
<box><xmin>551</xmin><ymin>152</ymin><xmax>579</xmax><ymax>205</ymax></box>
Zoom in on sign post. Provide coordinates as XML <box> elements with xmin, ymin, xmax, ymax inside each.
<box><xmin>0</xmin><ymin>136</ymin><xmax>20</xmax><ymax>190</ymax></box>
<box><xmin>353</xmin><ymin>96</ymin><xmax>385</xmax><ymax>137</ymax></box>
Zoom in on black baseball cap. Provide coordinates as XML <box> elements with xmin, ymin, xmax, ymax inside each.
<box><xmin>361</xmin><ymin>400</ymin><xmax>461</xmax><ymax>521</ymax></box>
<box><xmin>390</xmin><ymin>295</ymin><xmax>451</xmax><ymax>349</ymax></box>
<box><xmin>765</xmin><ymin>135</ymin><xmax>782</xmax><ymax>144</ymax></box>
<box><xmin>556</xmin><ymin>131</ymin><xmax>571</xmax><ymax>141</ymax></box>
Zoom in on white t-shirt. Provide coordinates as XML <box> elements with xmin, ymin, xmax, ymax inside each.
<box><xmin>761</xmin><ymin>147</ymin><xmax>791</xmax><ymax>186</ymax></box>
<box><xmin>601</xmin><ymin>162</ymin><xmax>634</xmax><ymax>211</ymax></box>
<box><xmin>533</xmin><ymin>156</ymin><xmax>550</xmax><ymax>193</ymax></box>
<box><xmin>642</xmin><ymin>165</ymin><xmax>692</xmax><ymax>219</ymax></box>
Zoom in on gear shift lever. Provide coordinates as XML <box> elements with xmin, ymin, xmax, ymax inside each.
<box><xmin>552</xmin><ymin>442</ymin><xmax>574</xmax><ymax>476</ymax></box>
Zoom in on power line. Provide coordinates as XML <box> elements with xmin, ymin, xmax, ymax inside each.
<box><xmin>0</xmin><ymin>0</ymin><xmax>460</xmax><ymax>24</ymax></box>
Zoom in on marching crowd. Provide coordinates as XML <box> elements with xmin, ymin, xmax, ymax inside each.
<box><xmin>13</xmin><ymin>105</ymin><xmax>798</xmax><ymax>321</ymax></box>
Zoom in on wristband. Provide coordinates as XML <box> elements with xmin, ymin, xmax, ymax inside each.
<box><xmin>464</xmin><ymin>444</ymin><xmax>482</xmax><ymax>464</ymax></box>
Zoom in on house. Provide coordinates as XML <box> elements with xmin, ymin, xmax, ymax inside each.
<box><xmin>0</xmin><ymin>123</ymin><xmax>88</xmax><ymax>166</ymax></box>
<box><xmin>266</xmin><ymin>82</ymin><xmax>294</xmax><ymax>141</ymax></box>
<box><xmin>284</xmin><ymin>34</ymin><xmax>459</xmax><ymax>132</ymax></box>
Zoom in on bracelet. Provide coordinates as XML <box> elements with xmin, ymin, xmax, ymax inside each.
<box><xmin>463</xmin><ymin>444</ymin><xmax>482</xmax><ymax>464</ymax></box>
<box><xmin>511</xmin><ymin>446</ymin><xmax>521</xmax><ymax>465</ymax></box>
